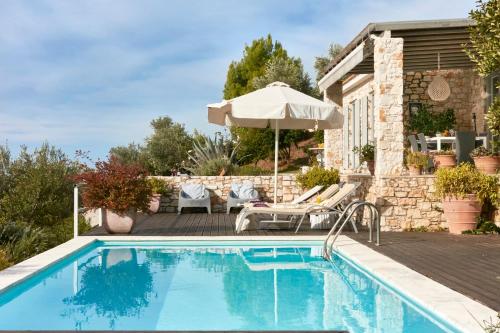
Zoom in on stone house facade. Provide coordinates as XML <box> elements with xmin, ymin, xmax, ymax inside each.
<box><xmin>318</xmin><ymin>19</ymin><xmax>497</xmax><ymax>230</ymax></box>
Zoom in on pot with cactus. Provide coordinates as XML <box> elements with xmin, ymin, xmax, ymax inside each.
<box><xmin>75</xmin><ymin>157</ymin><xmax>152</xmax><ymax>234</ymax></box>
<box><xmin>405</xmin><ymin>151</ymin><xmax>429</xmax><ymax>175</ymax></box>
<box><xmin>435</xmin><ymin>163</ymin><xmax>498</xmax><ymax>234</ymax></box>
<box><xmin>147</xmin><ymin>178</ymin><xmax>172</xmax><ymax>214</ymax></box>
<box><xmin>353</xmin><ymin>144</ymin><xmax>375</xmax><ymax>175</ymax></box>
<box><xmin>433</xmin><ymin>150</ymin><xmax>456</xmax><ymax>169</ymax></box>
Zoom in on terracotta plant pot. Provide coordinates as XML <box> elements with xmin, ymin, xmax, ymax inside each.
<box><xmin>473</xmin><ymin>156</ymin><xmax>500</xmax><ymax>174</ymax></box>
<box><xmin>434</xmin><ymin>155</ymin><xmax>456</xmax><ymax>169</ymax></box>
<box><xmin>408</xmin><ymin>165</ymin><xmax>422</xmax><ymax>176</ymax></box>
<box><xmin>441</xmin><ymin>195</ymin><xmax>481</xmax><ymax>234</ymax></box>
<box><xmin>103</xmin><ymin>208</ymin><xmax>137</xmax><ymax>234</ymax></box>
<box><xmin>366</xmin><ymin>160</ymin><xmax>375</xmax><ymax>176</ymax></box>
<box><xmin>148</xmin><ymin>194</ymin><xmax>161</xmax><ymax>214</ymax></box>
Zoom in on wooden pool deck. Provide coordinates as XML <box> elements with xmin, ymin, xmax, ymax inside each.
<box><xmin>85</xmin><ymin>212</ymin><xmax>500</xmax><ymax>311</ymax></box>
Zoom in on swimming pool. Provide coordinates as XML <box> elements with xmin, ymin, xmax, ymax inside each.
<box><xmin>0</xmin><ymin>240</ymin><xmax>460</xmax><ymax>332</ymax></box>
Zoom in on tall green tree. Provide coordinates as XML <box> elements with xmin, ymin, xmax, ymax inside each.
<box><xmin>223</xmin><ymin>35</ymin><xmax>287</xmax><ymax>100</ymax></box>
<box><xmin>465</xmin><ymin>0</ymin><xmax>500</xmax><ymax>76</ymax></box>
<box><xmin>314</xmin><ymin>43</ymin><xmax>343</xmax><ymax>82</ymax></box>
<box><xmin>144</xmin><ymin>117</ymin><xmax>193</xmax><ymax>175</ymax></box>
<box><xmin>223</xmin><ymin>35</ymin><xmax>316</xmax><ymax>164</ymax></box>
<box><xmin>109</xmin><ymin>143</ymin><xmax>148</xmax><ymax>169</ymax></box>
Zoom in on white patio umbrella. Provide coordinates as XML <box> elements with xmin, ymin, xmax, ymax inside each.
<box><xmin>207</xmin><ymin>81</ymin><xmax>338</xmax><ymax>205</ymax></box>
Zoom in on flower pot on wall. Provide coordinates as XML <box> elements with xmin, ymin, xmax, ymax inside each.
<box><xmin>366</xmin><ymin>161</ymin><xmax>375</xmax><ymax>176</ymax></box>
<box><xmin>408</xmin><ymin>165</ymin><xmax>422</xmax><ymax>176</ymax></box>
<box><xmin>441</xmin><ymin>195</ymin><xmax>481</xmax><ymax>234</ymax></box>
<box><xmin>473</xmin><ymin>156</ymin><xmax>500</xmax><ymax>174</ymax></box>
<box><xmin>103</xmin><ymin>209</ymin><xmax>137</xmax><ymax>234</ymax></box>
<box><xmin>434</xmin><ymin>155</ymin><xmax>456</xmax><ymax>169</ymax></box>
<box><xmin>148</xmin><ymin>194</ymin><xmax>161</xmax><ymax>214</ymax></box>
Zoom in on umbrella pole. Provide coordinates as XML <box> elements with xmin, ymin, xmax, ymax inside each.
<box><xmin>274</xmin><ymin>119</ymin><xmax>279</xmax><ymax>206</ymax></box>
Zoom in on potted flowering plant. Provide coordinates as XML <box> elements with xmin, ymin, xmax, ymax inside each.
<box><xmin>405</xmin><ymin>151</ymin><xmax>429</xmax><ymax>175</ymax></box>
<box><xmin>147</xmin><ymin>178</ymin><xmax>172</xmax><ymax>213</ymax></box>
<box><xmin>433</xmin><ymin>150</ymin><xmax>456</xmax><ymax>169</ymax></box>
<box><xmin>353</xmin><ymin>144</ymin><xmax>375</xmax><ymax>175</ymax></box>
<box><xmin>75</xmin><ymin>157</ymin><xmax>152</xmax><ymax>234</ymax></box>
<box><xmin>435</xmin><ymin>163</ymin><xmax>498</xmax><ymax>234</ymax></box>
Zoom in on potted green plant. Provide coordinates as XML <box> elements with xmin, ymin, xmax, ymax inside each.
<box><xmin>405</xmin><ymin>151</ymin><xmax>429</xmax><ymax>175</ymax></box>
<box><xmin>470</xmin><ymin>146</ymin><xmax>499</xmax><ymax>174</ymax></box>
<box><xmin>433</xmin><ymin>150</ymin><xmax>456</xmax><ymax>169</ymax></box>
<box><xmin>353</xmin><ymin>144</ymin><xmax>375</xmax><ymax>175</ymax></box>
<box><xmin>75</xmin><ymin>157</ymin><xmax>152</xmax><ymax>234</ymax></box>
<box><xmin>147</xmin><ymin>178</ymin><xmax>172</xmax><ymax>213</ymax></box>
<box><xmin>473</xmin><ymin>97</ymin><xmax>500</xmax><ymax>174</ymax></box>
<box><xmin>296</xmin><ymin>166</ymin><xmax>340</xmax><ymax>189</ymax></box>
<box><xmin>435</xmin><ymin>163</ymin><xmax>498</xmax><ymax>234</ymax></box>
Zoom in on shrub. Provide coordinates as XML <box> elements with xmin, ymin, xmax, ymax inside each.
<box><xmin>0</xmin><ymin>221</ymin><xmax>49</xmax><ymax>264</ymax></box>
<box><xmin>408</xmin><ymin>105</ymin><xmax>456</xmax><ymax>136</ymax></box>
<box><xmin>147</xmin><ymin>178</ymin><xmax>172</xmax><ymax>196</ymax></box>
<box><xmin>296</xmin><ymin>166</ymin><xmax>340</xmax><ymax>189</ymax></box>
<box><xmin>405</xmin><ymin>151</ymin><xmax>429</xmax><ymax>168</ymax></box>
<box><xmin>353</xmin><ymin>144</ymin><xmax>375</xmax><ymax>163</ymax></box>
<box><xmin>232</xmin><ymin>165</ymin><xmax>273</xmax><ymax>176</ymax></box>
<box><xmin>435</xmin><ymin>163</ymin><xmax>498</xmax><ymax>205</ymax></box>
<box><xmin>75</xmin><ymin>157</ymin><xmax>152</xmax><ymax>214</ymax></box>
<box><xmin>0</xmin><ymin>144</ymin><xmax>80</xmax><ymax>227</ymax></box>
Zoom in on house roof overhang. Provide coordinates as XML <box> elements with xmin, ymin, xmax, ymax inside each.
<box><xmin>318</xmin><ymin>18</ymin><xmax>476</xmax><ymax>92</ymax></box>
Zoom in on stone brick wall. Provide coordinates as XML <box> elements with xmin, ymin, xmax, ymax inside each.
<box><xmin>341</xmin><ymin>174</ymin><xmax>446</xmax><ymax>231</ymax></box>
<box><xmin>404</xmin><ymin>69</ymin><xmax>486</xmax><ymax>132</ymax></box>
<box><xmin>373</xmin><ymin>33</ymin><xmax>405</xmax><ymax>176</ymax></box>
<box><xmin>153</xmin><ymin>175</ymin><xmax>300</xmax><ymax>213</ymax></box>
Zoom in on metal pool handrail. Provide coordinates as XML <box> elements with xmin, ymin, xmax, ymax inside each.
<box><xmin>323</xmin><ymin>201</ymin><xmax>380</xmax><ymax>261</ymax></box>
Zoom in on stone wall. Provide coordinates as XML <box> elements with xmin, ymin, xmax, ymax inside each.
<box><xmin>153</xmin><ymin>175</ymin><xmax>301</xmax><ymax>213</ymax></box>
<box><xmin>373</xmin><ymin>32</ymin><xmax>405</xmax><ymax>176</ymax></box>
<box><xmin>404</xmin><ymin>69</ymin><xmax>486</xmax><ymax>132</ymax></box>
<box><xmin>341</xmin><ymin>174</ymin><xmax>446</xmax><ymax>231</ymax></box>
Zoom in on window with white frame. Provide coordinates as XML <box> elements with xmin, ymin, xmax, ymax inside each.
<box><xmin>342</xmin><ymin>93</ymin><xmax>375</xmax><ymax>169</ymax></box>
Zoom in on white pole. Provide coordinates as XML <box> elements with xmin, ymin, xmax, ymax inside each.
<box><xmin>73</xmin><ymin>185</ymin><xmax>78</xmax><ymax>238</ymax></box>
<box><xmin>274</xmin><ymin>119</ymin><xmax>279</xmax><ymax>205</ymax></box>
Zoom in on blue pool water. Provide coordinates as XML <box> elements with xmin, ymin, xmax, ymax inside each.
<box><xmin>0</xmin><ymin>241</ymin><xmax>459</xmax><ymax>332</ymax></box>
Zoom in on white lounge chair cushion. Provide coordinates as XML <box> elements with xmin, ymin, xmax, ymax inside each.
<box><xmin>310</xmin><ymin>214</ymin><xmax>331</xmax><ymax>229</ymax></box>
<box><xmin>231</xmin><ymin>181</ymin><xmax>255</xmax><ymax>199</ymax></box>
<box><xmin>181</xmin><ymin>184</ymin><xmax>206</xmax><ymax>199</ymax></box>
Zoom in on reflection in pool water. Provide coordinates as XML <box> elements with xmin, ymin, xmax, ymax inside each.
<box><xmin>0</xmin><ymin>245</ymin><xmax>455</xmax><ymax>332</ymax></box>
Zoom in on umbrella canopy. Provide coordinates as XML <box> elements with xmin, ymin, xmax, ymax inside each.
<box><xmin>208</xmin><ymin>82</ymin><xmax>337</xmax><ymax>129</ymax></box>
<box><xmin>207</xmin><ymin>81</ymin><xmax>337</xmax><ymax>205</ymax></box>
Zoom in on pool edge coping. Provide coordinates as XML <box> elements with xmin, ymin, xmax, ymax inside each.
<box><xmin>0</xmin><ymin>234</ymin><xmax>496</xmax><ymax>333</ymax></box>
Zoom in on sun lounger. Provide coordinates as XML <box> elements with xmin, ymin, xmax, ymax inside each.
<box><xmin>235</xmin><ymin>183</ymin><xmax>359</xmax><ymax>233</ymax></box>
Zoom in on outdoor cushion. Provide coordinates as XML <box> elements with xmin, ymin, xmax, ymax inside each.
<box><xmin>239</xmin><ymin>181</ymin><xmax>255</xmax><ymax>199</ymax></box>
<box><xmin>181</xmin><ymin>184</ymin><xmax>206</xmax><ymax>199</ymax></box>
<box><xmin>231</xmin><ymin>181</ymin><xmax>255</xmax><ymax>199</ymax></box>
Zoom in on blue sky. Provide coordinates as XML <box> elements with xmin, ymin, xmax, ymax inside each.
<box><xmin>0</xmin><ymin>0</ymin><xmax>474</xmax><ymax>160</ymax></box>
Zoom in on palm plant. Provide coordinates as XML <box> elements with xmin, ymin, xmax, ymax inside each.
<box><xmin>187</xmin><ymin>134</ymin><xmax>241</xmax><ymax>176</ymax></box>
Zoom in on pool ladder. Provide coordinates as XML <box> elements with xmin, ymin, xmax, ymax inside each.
<box><xmin>323</xmin><ymin>201</ymin><xmax>380</xmax><ymax>261</ymax></box>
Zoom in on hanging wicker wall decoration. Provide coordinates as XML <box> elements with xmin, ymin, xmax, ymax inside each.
<box><xmin>427</xmin><ymin>53</ymin><xmax>450</xmax><ymax>102</ymax></box>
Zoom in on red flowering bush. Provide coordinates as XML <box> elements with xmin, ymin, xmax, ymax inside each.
<box><xmin>75</xmin><ymin>157</ymin><xmax>152</xmax><ymax>214</ymax></box>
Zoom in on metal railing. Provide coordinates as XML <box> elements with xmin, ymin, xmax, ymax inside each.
<box><xmin>323</xmin><ymin>200</ymin><xmax>380</xmax><ymax>261</ymax></box>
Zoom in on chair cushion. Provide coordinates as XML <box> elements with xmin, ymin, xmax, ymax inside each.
<box><xmin>181</xmin><ymin>184</ymin><xmax>205</xmax><ymax>199</ymax></box>
<box><xmin>231</xmin><ymin>181</ymin><xmax>255</xmax><ymax>199</ymax></box>
<box><xmin>239</xmin><ymin>181</ymin><xmax>255</xmax><ymax>199</ymax></box>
